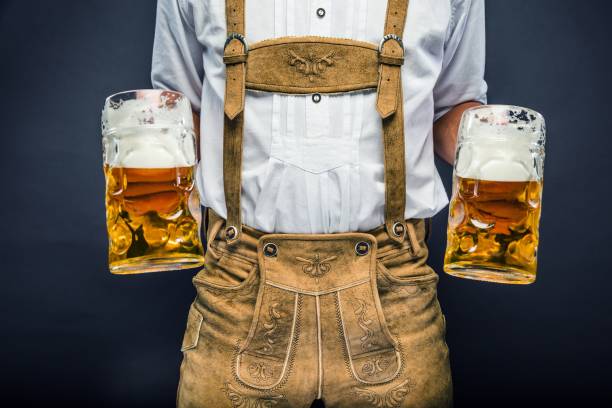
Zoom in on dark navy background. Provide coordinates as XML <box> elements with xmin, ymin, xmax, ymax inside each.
<box><xmin>1</xmin><ymin>0</ymin><xmax>610</xmax><ymax>406</ymax></box>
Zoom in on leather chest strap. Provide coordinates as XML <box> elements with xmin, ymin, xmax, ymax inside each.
<box><xmin>245</xmin><ymin>37</ymin><xmax>379</xmax><ymax>94</ymax></box>
<box><xmin>223</xmin><ymin>0</ymin><xmax>246</xmax><ymax>244</ymax></box>
<box><xmin>378</xmin><ymin>0</ymin><xmax>410</xmax><ymax>243</ymax></box>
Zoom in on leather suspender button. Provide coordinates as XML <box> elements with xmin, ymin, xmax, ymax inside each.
<box><xmin>225</xmin><ymin>226</ymin><xmax>238</xmax><ymax>241</ymax></box>
<box><xmin>316</xmin><ymin>8</ymin><xmax>326</xmax><ymax>18</ymax></box>
<box><xmin>392</xmin><ymin>222</ymin><xmax>405</xmax><ymax>238</ymax></box>
<box><xmin>263</xmin><ymin>242</ymin><xmax>278</xmax><ymax>257</ymax></box>
<box><xmin>312</xmin><ymin>93</ymin><xmax>321</xmax><ymax>103</ymax></box>
<box><xmin>355</xmin><ymin>241</ymin><xmax>370</xmax><ymax>256</ymax></box>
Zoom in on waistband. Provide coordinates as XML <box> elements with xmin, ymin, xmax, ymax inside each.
<box><xmin>204</xmin><ymin>208</ymin><xmax>427</xmax><ymax>263</ymax></box>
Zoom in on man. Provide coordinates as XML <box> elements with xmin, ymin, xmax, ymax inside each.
<box><xmin>152</xmin><ymin>0</ymin><xmax>486</xmax><ymax>407</ymax></box>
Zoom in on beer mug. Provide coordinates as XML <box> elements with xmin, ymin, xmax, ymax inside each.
<box><xmin>101</xmin><ymin>90</ymin><xmax>205</xmax><ymax>274</ymax></box>
<box><xmin>444</xmin><ymin>105</ymin><xmax>545</xmax><ymax>284</ymax></box>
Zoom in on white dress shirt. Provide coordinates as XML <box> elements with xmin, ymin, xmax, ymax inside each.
<box><xmin>151</xmin><ymin>0</ymin><xmax>487</xmax><ymax>233</ymax></box>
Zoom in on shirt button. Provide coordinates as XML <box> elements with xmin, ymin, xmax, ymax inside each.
<box><xmin>316</xmin><ymin>8</ymin><xmax>326</xmax><ymax>18</ymax></box>
<box><xmin>312</xmin><ymin>93</ymin><xmax>321</xmax><ymax>103</ymax></box>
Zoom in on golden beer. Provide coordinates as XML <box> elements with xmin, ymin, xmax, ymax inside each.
<box><xmin>102</xmin><ymin>89</ymin><xmax>205</xmax><ymax>274</ymax></box>
<box><xmin>443</xmin><ymin>105</ymin><xmax>546</xmax><ymax>284</ymax></box>
<box><xmin>104</xmin><ymin>165</ymin><xmax>204</xmax><ymax>273</ymax></box>
<box><xmin>444</xmin><ymin>176</ymin><xmax>542</xmax><ymax>284</ymax></box>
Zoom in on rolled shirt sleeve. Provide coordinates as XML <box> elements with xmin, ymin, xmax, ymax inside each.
<box><xmin>433</xmin><ymin>0</ymin><xmax>488</xmax><ymax>121</ymax></box>
<box><xmin>151</xmin><ymin>0</ymin><xmax>204</xmax><ymax>112</ymax></box>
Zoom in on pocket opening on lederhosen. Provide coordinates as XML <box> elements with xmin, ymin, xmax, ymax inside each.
<box><xmin>376</xmin><ymin>218</ymin><xmax>438</xmax><ymax>285</ymax></box>
<box><xmin>181</xmin><ymin>305</ymin><xmax>204</xmax><ymax>352</ymax></box>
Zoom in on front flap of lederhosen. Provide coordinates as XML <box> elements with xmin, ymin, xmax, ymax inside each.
<box><xmin>246</xmin><ymin>234</ymin><xmax>401</xmax><ymax>385</ymax></box>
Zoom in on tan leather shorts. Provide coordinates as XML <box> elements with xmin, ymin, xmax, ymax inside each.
<box><xmin>177</xmin><ymin>211</ymin><xmax>452</xmax><ymax>408</ymax></box>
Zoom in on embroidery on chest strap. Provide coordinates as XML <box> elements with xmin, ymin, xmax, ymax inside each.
<box><xmin>288</xmin><ymin>50</ymin><xmax>338</xmax><ymax>81</ymax></box>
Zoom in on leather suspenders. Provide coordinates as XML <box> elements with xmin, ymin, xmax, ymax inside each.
<box><xmin>379</xmin><ymin>0</ymin><xmax>409</xmax><ymax>243</ymax></box>
<box><xmin>222</xmin><ymin>0</ymin><xmax>410</xmax><ymax>245</ymax></box>
<box><xmin>222</xmin><ymin>0</ymin><xmax>247</xmax><ymax>244</ymax></box>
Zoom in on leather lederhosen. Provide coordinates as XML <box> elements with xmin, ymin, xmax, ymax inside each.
<box><xmin>177</xmin><ymin>1</ymin><xmax>452</xmax><ymax>407</ymax></box>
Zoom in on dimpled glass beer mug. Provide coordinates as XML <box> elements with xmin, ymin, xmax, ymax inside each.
<box><xmin>101</xmin><ymin>90</ymin><xmax>205</xmax><ymax>274</ymax></box>
<box><xmin>444</xmin><ymin>105</ymin><xmax>545</xmax><ymax>284</ymax></box>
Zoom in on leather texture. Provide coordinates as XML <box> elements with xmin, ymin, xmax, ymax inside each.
<box><xmin>223</xmin><ymin>112</ymin><xmax>244</xmax><ymax>244</ymax></box>
<box><xmin>177</xmin><ymin>210</ymin><xmax>452</xmax><ymax>407</ymax></box>
<box><xmin>378</xmin><ymin>0</ymin><xmax>409</xmax><ymax>243</ymax></box>
<box><xmin>223</xmin><ymin>0</ymin><xmax>246</xmax><ymax>119</ymax></box>
<box><xmin>223</xmin><ymin>0</ymin><xmax>247</xmax><ymax>244</ymax></box>
<box><xmin>246</xmin><ymin>37</ymin><xmax>379</xmax><ymax>94</ymax></box>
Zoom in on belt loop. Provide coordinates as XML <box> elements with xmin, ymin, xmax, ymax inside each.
<box><xmin>405</xmin><ymin>221</ymin><xmax>422</xmax><ymax>255</ymax></box>
<box><xmin>201</xmin><ymin>205</ymin><xmax>210</xmax><ymax>254</ymax></box>
<box><xmin>206</xmin><ymin>218</ymin><xmax>225</xmax><ymax>260</ymax></box>
<box><xmin>376</xmin><ymin>34</ymin><xmax>404</xmax><ymax>119</ymax></box>
<box><xmin>223</xmin><ymin>33</ymin><xmax>248</xmax><ymax>119</ymax></box>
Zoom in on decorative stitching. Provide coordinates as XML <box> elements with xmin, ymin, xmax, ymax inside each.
<box><xmin>362</xmin><ymin>356</ymin><xmax>391</xmax><ymax>377</ymax></box>
<box><xmin>223</xmin><ymin>382</ymin><xmax>285</xmax><ymax>408</ymax></box>
<box><xmin>352</xmin><ymin>378</ymin><xmax>416</xmax><ymax>408</ymax></box>
<box><xmin>265</xmin><ymin>277</ymin><xmax>369</xmax><ymax>296</ymax></box>
<box><xmin>335</xmin><ymin>290</ymin><xmax>403</xmax><ymax>385</ymax></box>
<box><xmin>352</xmin><ymin>297</ymin><xmax>378</xmax><ymax>352</ymax></box>
<box><xmin>233</xmin><ymin>295</ymin><xmax>303</xmax><ymax>392</ymax></box>
<box><xmin>295</xmin><ymin>253</ymin><xmax>338</xmax><ymax>282</ymax></box>
<box><xmin>249</xmin><ymin>35</ymin><xmax>378</xmax><ymax>51</ymax></box>
<box><xmin>259</xmin><ymin>302</ymin><xmax>283</xmax><ymax>354</ymax></box>
<box><xmin>335</xmin><ymin>291</ymin><xmax>356</xmax><ymax>380</ymax></box>
<box><xmin>245</xmin><ymin>81</ymin><xmax>378</xmax><ymax>94</ymax></box>
<box><xmin>247</xmin><ymin>362</ymin><xmax>275</xmax><ymax>382</ymax></box>
<box><xmin>288</xmin><ymin>50</ymin><xmax>338</xmax><ymax>82</ymax></box>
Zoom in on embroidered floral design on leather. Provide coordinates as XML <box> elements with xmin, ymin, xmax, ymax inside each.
<box><xmin>259</xmin><ymin>302</ymin><xmax>283</xmax><ymax>354</ymax></box>
<box><xmin>288</xmin><ymin>50</ymin><xmax>338</xmax><ymax>81</ymax></box>
<box><xmin>353</xmin><ymin>298</ymin><xmax>378</xmax><ymax>351</ymax></box>
<box><xmin>362</xmin><ymin>356</ymin><xmax>391</xmax><ymax>377</ymax></box>
<box><xmin>232</xmin><ymin>295</ymin><xmax>304</xmax><ymax>392</ymax></box>
<box><xmin>295</xmin><ymin>253</ymin><xmax>337</xmax><ymax>282</ymax></box>
<box><xmin>247</xmin><ymin>362</ymin><xmax>275</xmax><ymax>382</ymax></box>
<box><xmin>334</xmin><ymin>293</ymin><xmax>403</xmax><ymax>385</ymax></box>
<box><xmin>223</xmin><ymin>382</ymin><xmax>285</xmax><ymax>408</ymax></box>
<box><xmin>352</xmin><ymin>379</ymin><xmax>415</xmax><ymax>408</ymax></box>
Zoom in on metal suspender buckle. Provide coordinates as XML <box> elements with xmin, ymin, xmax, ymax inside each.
<box><xmin>378</xmin><ymin>34</ymin><xmax>404</xmax><ymax>66</ymax></box>
<box><xmin>223</xmin><ymin>33</ymin><xmax>249</xmax><ymax>65</ymax></box>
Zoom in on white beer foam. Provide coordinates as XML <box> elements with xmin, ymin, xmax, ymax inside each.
<box><xmin>102</xmin><ymin>96</ymin><xmax>196</xmax><ymax>168</ymax></box>
<box><xmin>456</xmin><ymin>127</ymin><xmax>536</xmax><ymax>182</ymax></box>
<box><xmin>107</xmin><ymin>128</ymin><xmax>195</xmax><ymax>168</ymax></box>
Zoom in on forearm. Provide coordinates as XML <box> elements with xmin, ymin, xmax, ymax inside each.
<box><xmin>433</xmin><ymin>101</ymin><xmax>482</xmax><ymax>165</ymax></box>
